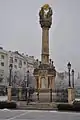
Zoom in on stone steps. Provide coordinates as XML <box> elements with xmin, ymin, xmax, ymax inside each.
<box><xmin>17</xmin><ymin>102</ymin><xmax>57</xmax><ymax>110</ymax></box>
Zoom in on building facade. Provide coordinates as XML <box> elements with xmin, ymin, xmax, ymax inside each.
<box><xmin>22</xmin><ymin>54</ymin><xmax>35</xmax><ymax>74</ymax></box>
<box><xmin>0</xmin><ymin>47</ymin><xmax>8</xmax><ymax>87</ymax></box>
<box><xmin>75</xmin><ymin>73</ymin><xmax>80</xmax><ymax>98</ymax></box>
<box><xmin>0</xmin><ymin>47</ymin><xmax>36</xmax><ymax>88</ymax></box>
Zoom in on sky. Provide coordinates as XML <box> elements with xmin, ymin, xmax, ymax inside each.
<box><xmin>0</xmin><ymin>0</ymin><xmax>80</xmax><ymax>76</ymax></box>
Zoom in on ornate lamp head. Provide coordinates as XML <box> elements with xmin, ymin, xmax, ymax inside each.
<box><xmin>72</xmin><ymin>69</ymin><xmax>74</xmax><ymax>74</ymax></box>
<box><xmin>67</xmin><ymin>62</ymin><xmax>71</xmax><ymax>71</ymax></box>
<box><xmin>9</xmin><ymin>64</ymin><xmax>13</xmax><ymax>70</ymax></box>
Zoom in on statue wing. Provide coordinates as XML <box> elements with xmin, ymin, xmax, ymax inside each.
<box><xmin>39</xmin><ymin>7</ymin><xmax>44</xmax><ymax>19</ymax></box>
<box><xmin>47</xmin><ymin>7</ymin><xmax>53</xmax><ymax>18</ymax></box>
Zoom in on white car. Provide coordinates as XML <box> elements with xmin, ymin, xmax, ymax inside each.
<box><xmin>74</xmin><ymin>98</ymin><xmax>80</xmax><ymax>101</ymax></box>
<box><xmin>72</xmin><ymin>98</ymin><xmax>80</xmax><ymax>104</ymax></box>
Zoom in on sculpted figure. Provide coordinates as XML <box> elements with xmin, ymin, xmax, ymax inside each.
<box><xmin>39</xmin><ymin>4</ymin><xmax>53</xmax><ymax>28</ymax></box>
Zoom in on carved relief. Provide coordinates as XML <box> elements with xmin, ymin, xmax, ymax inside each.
<box><xmin>39</xmin><ymin>70</ymin><xmax>47</xmax><ymax>76</ymax></box>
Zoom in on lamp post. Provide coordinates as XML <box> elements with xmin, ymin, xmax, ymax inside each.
<box><xmin>9</xmin><ymin>64</ymin><xmax>13</xmax><ymax>86</ymax></box>
<box><xmin>25</xmin><ymin>78</ymin><xmax>27</xmax><ymax>100</ymax></box>
<box><xmin>72</xmin><ymin>69</ymin><xmax>74</xmax><ymax>88</ymax></box>
<box><xmin>26</xmin><ymin>70</ymin><xmax>29</xmax><ymax>104</ymax></box>
<box><xmin>67</xmin><ymin>62</ymin><xmax>71</xmax><ymax>87</ymax></box>
<box><xmin>50</xmin><ymin>88</ymin><xmax>52</xmax><ymax>102</ymax></box>
<box><xmin>8</xmin><ymin>64</ymin><xmax>13</xmax><ymax>102</ymax></box>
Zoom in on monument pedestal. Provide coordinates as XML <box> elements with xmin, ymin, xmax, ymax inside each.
<box><xmin>7</xmin><ymin>86</ymin><xmax>12</xmax><ymax>102</ymax></box>
<box><xmin>68</xmin><ymin>87</ymin><xmax>75</xmax><ymax>104</ymax></box>
<box><xmin>33</xmin><ymin>88</ymin><xmax>56</xmax><ymax>102</ymax></box>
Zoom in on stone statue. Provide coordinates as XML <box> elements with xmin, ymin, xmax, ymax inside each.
<box><xmin>39</xmin><ymin>4</ymin><xmax>53</xmax><ymax>28</ymax></box>
<box><xmin>41</xmin><ymin>77</ymin><xmax>48</xmax><ymax>88</ymax></box>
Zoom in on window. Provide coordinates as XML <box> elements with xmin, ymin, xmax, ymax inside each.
<box><xmin>0</xmin><ymin>78</ymin><xmax>3</xmax><ymax>82</ymax></box>
<box><xmin>0</xmin><ymin>70</ymin><xmax>4</xmax><ymax>74</ymax></box>
<box><xmin>19</xmin><ymin>60</ymin><xmax>22</xmax><ymax>68</ymax></box>
<box><xmin>1</xmin><ymin>62</ymin><xmax>4</xmax><ymax>66</ymax></box>
<box><xmin>0</xmin><ymin>74</ymin><xmax>3</xmax><ymax>77</ymax></box>
<box><xmin>15</xmin><ymin>58</ymin><xmax>17</xmax><ymax>62</ymax></box>
<box><xmin>1</xmin><ymin>55</ymin><xmax>4</xmax><ymax>59</ymax></box>
<box><xmin>10</xmin><ymin>57</ymin><xmax>13</xmax><ymax>63</ymax></box>
<box><xmin>14</xmin><ymin>65</ymin><xmax>17</xmax><ymax>69</ymax></box>
<box><xmin>24</xmin><ymin>61</ymin><xmax>26</xmax><ymax>65</ymax></box>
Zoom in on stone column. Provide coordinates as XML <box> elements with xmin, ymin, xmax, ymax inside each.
<box><xmin>41</xmin><ymin>28</ymin><xmax>49</xmax><ymax>64</ymax></box>
<box><xmin>38</xmin><ymin>76</ymin><xmax>41</xmax><ymax>89</ymax></box>
<box><xmin>49</xmin><ymin>76</ymin><xmax>54</xmax><ymax>89</ymax></box>
<box><xmin>7</xmin><ymin>86</ymin><xmax>12</xmax><ymax>102</ymax></box>
<box><xmin>46</xmin><ymin>76</ymin><xmax>48</xmax><ymax>88</ymax></box>
<box><xmin>68</xmin><ymin>87</ymin><xmax>75</xmax><ymax>104</ymax></box>
<box><xmin>52</xmin><ymin>77</ymin><xmax>55</xmax><ymax>89</ymax></box>
<box><xmin>39</xmin><ymin>4</ymin><xmax>53</xmax><ymax>64</ymax></box>
<box><xmin>49</xmin><ymin>77</ymin><xmax>52</xmax><ymax>102</ymax></box>
<box><xmin>36</xmin><ymin>77</ymin><xmax>38</xmax><ymax>89</ymax></box>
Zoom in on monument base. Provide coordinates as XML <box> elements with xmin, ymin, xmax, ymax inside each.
<box><xmin>33</xmin><ymin>88</ymin><xmax>56</xmax><ymax>102</ymax></box>
<box><xmin>7</xmin><ymin>86</ymin><xmax>12</xmax><ymax>102</ymax></box>
<box><xmin>17</xmin><ymin>101</ymin><xmax>57</xmax><ymax>110</ymax></box>
<box><xmin>68</xmin><ymin>87</ymin><xmax>75</xmax><ymax>104</ymax></box>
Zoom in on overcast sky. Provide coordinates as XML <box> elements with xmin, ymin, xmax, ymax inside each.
<box><xmin>0</xmin><ymin>0</ymin><xmax>80</xmax><ymax>75</ymax></box>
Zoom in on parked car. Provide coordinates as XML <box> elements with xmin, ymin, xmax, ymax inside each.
<box><xmin>72</xmin><ymin>98</ymin><xmax>80</xmax><ymax>104</ymax></box>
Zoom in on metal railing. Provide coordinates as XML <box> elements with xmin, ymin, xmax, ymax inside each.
<box><xmin>10</xmin><ymin>87</ymin><xmax>68</xmax><ymax>103</ymax></box>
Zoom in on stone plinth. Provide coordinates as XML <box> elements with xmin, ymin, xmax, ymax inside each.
<box><xmin>17</xmin><ymin>101</ymin><xmax>57</xmax><ymax>110</ymax></box>
<box><xmin>33</xmin><ymin>88</ymin><xmax>56</xmax><ymax>102</ymax></box>
<box><xmin>68</xmin><ymin>87</ymin><xmax>75</xmax><ymax>104</ymax></box>
<box><xmin>7</xmin><ymin>86</ymin><xmax>12</xmax><ymax>102</ymax></box>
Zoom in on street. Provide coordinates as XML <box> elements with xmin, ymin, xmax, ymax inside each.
<box><xmin>0</xmin><ymin>109</ymin><xmax>80</xmax><ymax>120</ymax></box>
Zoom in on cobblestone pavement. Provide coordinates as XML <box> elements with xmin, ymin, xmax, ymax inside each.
<box><xmin>0</xmin><ymin>109</ymin><xmax>80</xmax><ymax>120</ymax></box>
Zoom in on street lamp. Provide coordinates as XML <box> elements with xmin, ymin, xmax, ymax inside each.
<box><xmin>72</xmin><ymin>69</ymin><xmax>74</xmax><ymax>88</ymax></box>
<box><xmin>26</xmin><ymin>70</ymin><xmax>29</xmax><ymax>104</ymax></box>
<box><xmin>9</xmin><ymin>64</ymin><xmax>13</xmax><ymax>86</ymax></box>
<box><xmin>24</xmin><ymin>78</ymin><xmax>27</xmax><ymax>100</ymax></box>
<box><xmin>27</xmin><ymin>70</ymin><xmax>29</xmax><ymax>87</ymax></box>
<box><xmin>67</xmin><ymin>62</ymin><xmax>71</xmax><ymax>87</ymax></box>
